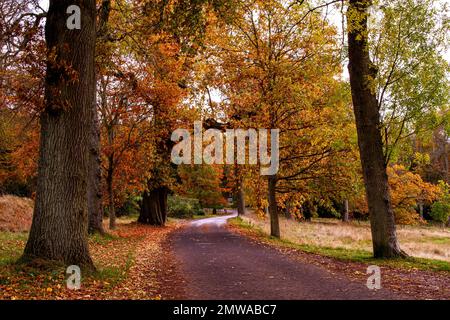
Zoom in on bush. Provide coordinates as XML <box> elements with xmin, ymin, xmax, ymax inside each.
<box><xmin>168</xmin><ymin>195</ymin><xmax>203</xmax><ymax>218</ymax></box>
<box><xmin>430</xmin><ymin>181</ymin><xmax>450</xmax><ymax>225</ymax></box>
<box><xmin>430</xmin><ymin>201</ymin><xmax>450</xmax><ymax>225</ymax></box>
<box><xmin>116</xmin><ymin>196</ymin><xmax>141</xmax><ymax>217</ymax></box>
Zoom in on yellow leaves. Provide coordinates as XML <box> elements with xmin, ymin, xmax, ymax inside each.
<box><xmin>387</xmin><ymin>164</ymin><xmax>440</xmax><ymax>224</ymax></box>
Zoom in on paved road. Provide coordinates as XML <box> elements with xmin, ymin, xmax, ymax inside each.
<box><xmin>170</xmin><ymin>212</ymin><xmax>403</xmax><ymax>300</ymax></box>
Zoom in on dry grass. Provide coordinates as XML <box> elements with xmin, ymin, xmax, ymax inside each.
<box><xmin>0</xmin><ymin>195</ymin><xmax>33</xmax><ymax>232</ymax></box>
<box><xmin>240</xmin><ymin>212</ymin><xmax>450</xmax><ymax>262</ymax></box>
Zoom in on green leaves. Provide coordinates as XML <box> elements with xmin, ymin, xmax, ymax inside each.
<box><xmin>370</xmin><ymin>0</ymin><xmax>450</xmax><ymax>160</ymax></box>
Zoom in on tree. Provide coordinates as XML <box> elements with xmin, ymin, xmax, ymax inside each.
<box><xmin>136</xmin><ymin>0</ymin><xmax>234</xmax><ymax>226</ymax></box>
<box><xmin>206</xmin><ymin>0</ymin><xmax>352</xmax><ymax>237</ymax></box>
<box><xmin>387</xmin><ymin>165</ymin><xmax>439</xmax><ymax>224</ymax></box>
<box><xmin>347</xmin><ymin>0</ymin><xmax>405</xmax><ymax>258</ymax></box>
<box><xmin>0</xmin><ymin>0</ymin><xmax>44</xmax><ymax>196</ymax></box>
<box><xmin>87</xmin><ymin>0</ymin><xmax>113</xmax><ymax>234</ymax></box>
<box><xmin>22</xmin><ymin>0</ymin><xmax>96</xmax><ymax>267</ymax></box>
<box><xmin>430</xmin><ymin>181</ymin><xmax>450</xmax><ymax>227</ymax></box>
<box><xmin>370</xmin><ymin>0</ymin><xmax>449</xmax><ymax>168</ymax></box>
<box><xmin>177</xmin><ymin>164</ymin><xmax>227</xmax><ymax>208</ymax></box>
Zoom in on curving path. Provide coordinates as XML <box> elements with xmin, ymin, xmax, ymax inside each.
<box><xmin>169</xmin><ymin>211</ymin><xmax>404</xmax><ymax>300</ymax></box>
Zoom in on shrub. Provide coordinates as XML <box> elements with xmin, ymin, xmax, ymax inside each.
<box><xmin>116</xmin><ymin>195</ymin><xmax>141</xmax><ymax>217</ymax></box>
<box><xmin>168</xmin><ymin>195</ymin><xmax>203</xmax><ymax>218</ymax></box>
<box><xmin>430</xmin><ymin>181</ymin><xmax>450</xmax><ymax>225</ymax></box>
<box><xmin>430</xmin><ymin>201</ymin><xmax>450</xmax><ymax>225</ymax></box>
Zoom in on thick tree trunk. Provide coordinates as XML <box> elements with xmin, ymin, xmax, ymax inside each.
<box><xmin>347</xmin><ymin>0</ymin><xmax>405</xmax><ymax>258</ymax></box>
<box><xmin>236</xmin><ymin>178</ymin><xmax>245</xmax><ymax>216</ymax></box>
<box><xmin>88</xmin><ymin>110</ymin><xmax>104</xmax><ymax>234</ymax></box>
<box><xmin>138</xmin><ymin>187</ymin><xmax>168</xmax><ymax>226</ymax></box>
<box><xmin>343</xmin><ymin>199</ymin><xmax>349</xmax><ymax>222</ymax></box>
<box><xmin>268</xmin><ymin>175</ymin><xmax>280</xmax><ymax>238</ymax></box>
<box><xmin>22</xmin><ymin>0</ymin><xmax>96</xmax><ymax>267</ymax></box>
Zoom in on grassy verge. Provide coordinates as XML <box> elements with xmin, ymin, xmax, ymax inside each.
<box><xmin>192</xmin><ymin>214</ymin><xmax>217</xmax><ymax>220</ymax></box>
<box><xmin>229</xmin><ymin>217</ymin><xmax>450</xmax><ymax>273</ymax></box>
<box><xmin>0</xmin><ymin>223</ymin><xmax>141</xmax><ymax>299</ymax></box>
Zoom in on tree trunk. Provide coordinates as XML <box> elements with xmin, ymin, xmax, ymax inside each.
<box><xmin>347</xmin><ymin>0</ymin><xmax>405</xmax><ymax>258</ymax></box>
<box><xmin>444</xmin><ymin>135</ymin><xmax>449</xmax><ymax>183</ymax></box>
<box><xmin>138</xmin><ymin>187</ymin><xmax>168</xmax><ymax>226</ymax></box>
<box><xmin>236</xmin><ymin>178</ymin><xmax>245</xmax><ymax>216</ymax></box>
<box><xmin>303</xmin><ymin>201</ymin><xmax>313</xmax><ymax>222</ymax></box>
<box><xmin>285</xmin><ymin>201</ymin><xmax>292</xmax><ymax>219</ymax></box>
<box><xmin>88</xmin><ymin>109</ymin><xmax>104</xmax><ymax>234</ymax></box>
<box><xmin>343</xmin><ymin>199</ymin><xmax>349</xmax><ymax>222</ymax></box>
<box><xmin>419</xmin><ymin>202</ymin><xmax>424</xmax><ymax>220</ymax></box>
<box><xmin>22</xmin><ymin>0</ymin><xmax>96</xmax><ymax>267</ymax></box>
<box><xmin>268</xmin><ymin>175</ymin><xmax>280</xmax><ymax>238</ymax></box>
<box><xmin>106</xmin><ymin>157</ymin><xmax>115</xmax><ymax>230</ymax></box>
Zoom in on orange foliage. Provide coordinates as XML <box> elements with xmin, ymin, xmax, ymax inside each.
<box><xmin>354</xmin><ymin>165</ymin><xmax>440</xmax><ymax>224</ymax></box>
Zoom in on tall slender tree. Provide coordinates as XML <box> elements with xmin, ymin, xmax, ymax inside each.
<box><xmin>347</xmin><ymin>0</ymin><xmax>405</xmax><ymax>258</ymax></box>
<box><xmin>22</xmin><ymin>0</ymin><xmax>96</xmax><ymax>266</ymax></box>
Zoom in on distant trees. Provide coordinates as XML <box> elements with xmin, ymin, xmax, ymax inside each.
<box><xmin>177</xmin><ymin>164</ymin><xmax>227</xmax><ymax>208</ymax></box>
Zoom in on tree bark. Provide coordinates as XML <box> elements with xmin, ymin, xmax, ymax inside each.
<box><xmin>106</xmin><ymin>158</ymin><xmax>115</xmax><ymax>230</ymax></box>
<box><xmin>268</xmin><ymin>175</ymin><xmax>280</xmax><ymax>238</ymax></box>
<box><xmin>284</xmin><ymin>201</ymin><xmax>292</xmax><ymax>219</ymax></box>
<box><xmin>236</xmin><ymin>178</ymin><xmax>245</xmax><ymax>216</ymax></box>
<box><xmin>347</xmin><ymin>0</ymin><xmax>405</xmax><ymax>258</ymax></box>
<box><xmin>22</xmin><ymin>0</ymin><xmax>96</xmax><ymax>267</ymax></box>
<box><xmin>87</xmin><ymin>0</ymin><xmax>111</xmax><ymax>234</ymax></box>
<box><xmin>138</xmin><ymin>187</ymin><xmax>168</xmax><ymax>226</ymax></box>
<box><xmin>88</xmin><ymin>109</ymin><xmax>104</xmax><ymax>234</ymax></box>
<box><xmin>443</xmin><ymin>134</ymin><xmax>449</xmax><ymax>183</ymax></box>
<box><xmin>343</xmin><ymin>199</ymin><xmax>349</xmax><ymax>222</ymax></box>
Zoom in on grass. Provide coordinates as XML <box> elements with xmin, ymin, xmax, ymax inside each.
<box><xmin>90</xmin><ymin>251</ymin><xmax>135</xmax><ymax>286</ymax></box>
<box><xmin>89</xmin><ymin>232</ymin><xmax>118</xmax><ymax>245</ymax></box>
<box><xmin>0</xmin><ymin>231</ymin><xmax>28</xmax><ymax>265</ymax></box>
<box><xmin>192</xmin><ymin>213</ymin><xmax>217</xmax><ymax>220</ymax></box>
<box><xmin>230</xmin><ymin>216</ymin><xmax>450</xmax><ymax>273</ymax></box>
<box><xmin>0</xmin><ymin>217</ymin><xmax>144</xmax><ymax>299</ymax></box>
<box><xmin>235</xmin><ymin>212</ymin><xmax>450</xmax><ymax>262</ymax></box>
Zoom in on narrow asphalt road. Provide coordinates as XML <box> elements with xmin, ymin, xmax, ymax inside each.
<box><xmin>170</xmin><ymin>212</ymin><xmax>404</xmax><ymax>300</ymax></box>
